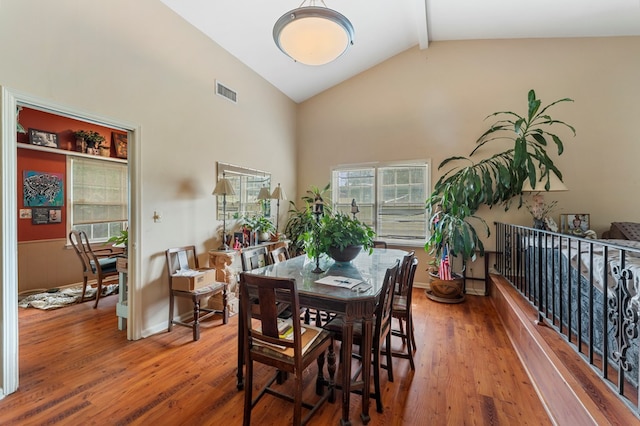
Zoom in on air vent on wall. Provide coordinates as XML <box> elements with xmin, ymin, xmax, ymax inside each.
<box><xmin>215</xmin><ymin>80</ymin><xmax>237</xmax><ymax>104</ymax></box>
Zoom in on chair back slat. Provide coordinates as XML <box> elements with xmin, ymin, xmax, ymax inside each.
<box><xmin>241</xmin><ymin>247</ymin><xmax>269</xmax><ymax>271</ymax></box>
<box><xmin>69</xmin><ymin>230</ymin><xmax>102</xmax><ymax>275</ymax></box>
<box><xmin>375</xmin><ymin>260</ymin><xmax>400</xmax><ymax>341</ymax></box>
<box><xmin>403</xmin><ymin>257</ymin><xmax>419</xmax><ymax>307</ymax></box>
<box><xmin>240</xmin><ymin>273</ymin><xmax>302</xmax><ymax>354</ymax></box>
<box><xmin>269</xmin><ymin>246</ymin><xmax>290</xmax><ymax>264</ymax></box>
<box><xmin>165</xmin><ymin>245</ymin><xmax>199</xmax><ymax>278</ymax></box>
<box><xmin>396</xmin><ymin>251</ymin><xmax>415</xmax><ymax>295</ymax></box>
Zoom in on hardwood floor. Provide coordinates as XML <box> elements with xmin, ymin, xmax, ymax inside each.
<box><xmin>1</xmin><ymin>289</ymin><xmax>551</xmax><ymax>425</ymax></box>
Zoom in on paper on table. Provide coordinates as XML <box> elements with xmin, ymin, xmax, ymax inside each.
<box><xmin>315</xmin><ymin>275</ymin><xmax>362</xmax><ymax>289</ymax></box>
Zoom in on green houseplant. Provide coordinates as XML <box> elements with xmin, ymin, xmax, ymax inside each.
<box><xmin>302</xmin><ymin>212</ymin><xmax>376</xmax><ymax>263</ymax></box>
<box><xmin>74</xmin><ymin>130</ymin><xmax>106</xmax><ymax>154</ymax></box>
<box><xmin>283</xmin><ymin>183</ymin><xmax>332</xmax><ymax>256</ymax></box>
<box><xmin>426</xmin><ymin>89</ymin><xmax>575</xmax><ymax>299</ymax></box>
<box><xmin>243</xmin><ymin>214</ymin><xmax>276</xmax><ymax>242</ymax></box>
<box><xmin>107</xmin><ymin>229</ymin><xmax>128</xmax><ymax>255</ymax></box>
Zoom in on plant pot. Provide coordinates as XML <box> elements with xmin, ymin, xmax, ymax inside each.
<box><xmin>75</xmin><ymin>137</ymin><xmax>86</xmax><ymax>153</ymax></box>
<box><xmin>427</xmin><ymin>270</ymin><xmax>465</xmax><ymax>303</ymax></box>
<box><xmin>328</xmin><ymin>245</ymin><xmax>362</xmax><ymax>262</ymax></box>
<box><xmin>258</xmin><ymin>232</ymin><xmax>271</xmax><ymax>242</ymax></box>
<box><xmin>100</xmin><ymin>146</ymin><xmax>111</xmax><ymax>157</ymax></box>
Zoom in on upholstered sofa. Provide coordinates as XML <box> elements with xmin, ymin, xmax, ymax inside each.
<box><xmin>602</xmin><ymin>222</ymin><xmax>640</xmax><ymax>241</ymax></box>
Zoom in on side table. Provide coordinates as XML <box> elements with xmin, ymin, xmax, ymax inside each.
<box><xmin>116</xmin><ymin>256</ymin><xmax>128</xmax><ymax>330</ymax></box>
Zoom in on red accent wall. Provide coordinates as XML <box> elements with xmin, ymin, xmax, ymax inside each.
<box><xmin>17</xmin><ymin>107</ymin><xmax>127</xmax><ymax>242</ymax></box>
<box><xmin>18</xmin><ymin>149</ymin><xmax>67</xmax><ymax>241</ymax></box>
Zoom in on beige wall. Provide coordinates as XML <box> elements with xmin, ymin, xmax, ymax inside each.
<box><xmin>297</xmin><ymin>38</ymin><xmax>640</xmax><ymax>290</ymax></box>
<box><xmin>4</xmin><ymin>2</ymin><xmax>640</xmax><ymax>326</ymax></box>
<box><xmin>1</xmin><ymin>0</ymin><xmax>297</xmax><ymax>335</ymax></box>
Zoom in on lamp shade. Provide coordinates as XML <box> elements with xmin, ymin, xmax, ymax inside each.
<box><xmin>212</xmin><ymin>177</ymin><xmax>235</xmax><ymax>196</ymax></box>
<box><xmin>273</xmin><ymin>4</ymin><xmax>354</xmax><ymax>66</ymax></box>
<box><xmin>271</xmin><ymin>183</ymin><xmax>287</xmax><ymax>200</ymax></box>
<box><xmin>522</xmin><ymin>172</ymin><xmax>568</xmax><ymax>192</ymax></box>
<box><xmin>257</xmin><ymin>186</ymin><xmax>271</xmax><ymax>200</ymax></box>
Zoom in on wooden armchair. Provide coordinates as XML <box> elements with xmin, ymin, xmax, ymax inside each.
<box><xmin>69</xmin><ymin>230</ymin><xmax>120</xmax><ymax>308</ymax></box>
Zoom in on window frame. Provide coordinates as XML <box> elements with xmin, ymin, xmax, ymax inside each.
<box><xmin>67</xmin><ymin>156</ymin><xmax>128</xmax><ymax>244</ymax></box>
<box><xmin>331</xmin><ymin>160</ymin><xmax>430</xmax><ymax>247</ymax></box>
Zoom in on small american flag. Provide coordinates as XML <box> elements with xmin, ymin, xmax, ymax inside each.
<box><xmin>439</xmin><ymin>246</ymin><xmax>452</xmax><ymax>280</ymax></box>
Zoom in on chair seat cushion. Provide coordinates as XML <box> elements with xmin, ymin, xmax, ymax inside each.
<box><xmin>392</xmin><ymin>296</ymin><xmax>408</xmax><ymax>313</ymax></box>
<box><xmin>251</xmin><ymin>325</ymin><xmax>332</xmax><ymax>360</ymax></box>
<box><xmin>90</xmin><ymin>257</ymin><xmax>118</xmax><ymax>274</ymax></box>
<box><xmin>173</xmin><ymin>281</ymin><xmax>226</xmax><ymax>295</ymax></box>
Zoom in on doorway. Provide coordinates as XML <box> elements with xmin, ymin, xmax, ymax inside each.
<box><xmin>0</xmin><ymin>87</ymin><xmax>141</xmax><ymax>398</ymax></box>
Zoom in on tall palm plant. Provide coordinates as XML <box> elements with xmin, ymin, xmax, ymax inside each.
<box><xmin>426</xmin><ymin>89</ymin><xmax>575</xmax><ymax>278</ymax></box>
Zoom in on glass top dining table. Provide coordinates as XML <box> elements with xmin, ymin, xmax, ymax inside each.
<box><xmin>236</xmin><ymin>248</ymin><xmax>407</xmax><ymax>426</ymax></box>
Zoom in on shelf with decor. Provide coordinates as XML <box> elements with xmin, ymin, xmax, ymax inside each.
<box><xmin>17</xmin><ymin>142</ymin><xmax>127</xmax><ymax>164</ymax></box>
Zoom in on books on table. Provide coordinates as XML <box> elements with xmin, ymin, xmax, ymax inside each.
<box><xmin>252</xmin><ymin>318</ymin><xmax>323</xmax><ymax>356</ymax></box>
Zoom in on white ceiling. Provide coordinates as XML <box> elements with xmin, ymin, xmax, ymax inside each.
<box><xmin>160</xmin><ymin>0</ymin><xmax>640</xmax><ymax>103</ymax></box>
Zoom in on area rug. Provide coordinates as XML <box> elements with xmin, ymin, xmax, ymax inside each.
<box><xmin>18</xmin><ymin>284</ymin><xmax>118</xmax><ymax>310</ymax></box>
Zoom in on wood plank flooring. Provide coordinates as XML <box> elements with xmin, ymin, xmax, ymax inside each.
<box><xmin>1</xmin><ymin>289</ymin><xmax>551</xmax><ymax>425</ymax></box>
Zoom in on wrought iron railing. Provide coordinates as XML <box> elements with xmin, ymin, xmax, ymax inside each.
<box><xmin>494</xmin><ymin>222</ymin><xmax>640</xmax><ymax>415</ymax></box>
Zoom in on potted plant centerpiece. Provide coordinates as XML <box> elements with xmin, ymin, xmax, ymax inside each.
<box><xmin>302</xmin><ymin>211</ymin><xmax>376</xmax><ymax>264</ymax></box>
<box><xmin>426</xmin><ymin>89</ymin><xmax>575</xmax><ymax>303</ymax></box>
<box><xmin>74</xmin><ymin>130</ymin><xmax>106</xmax><ymax>155</ymax></box>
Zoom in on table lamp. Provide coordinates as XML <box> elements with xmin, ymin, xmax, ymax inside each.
<box><xmin>271</xmin><ymin>183</ymin><xmax>287</xmax><ymax>233</ymax></box>
<box><xmin>257</xmin><ymin>186</ymin><xmax>271</xmax><ymax>216</ymax></box>
<box><xmin>212</xmin><ymin>173</ymin><xmax>236</xmax><ymax>250</ymax></box>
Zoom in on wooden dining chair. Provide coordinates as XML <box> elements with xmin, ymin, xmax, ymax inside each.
<box><xmin>69</xmin><ymin>230</ymin><xmax>120</xmax><ymax>308</ymax></box>
<box><xmin>241</xmin><ymin>246</ymin><xmax>269</xmax><ymax>271</ymax></box>
<box><xmin>269</xmin><ymin>245</ymin><xmax>290</xmax><ymax>264</ymax></box>
<box><xmin>372</xmin><ymin>240</ymin><xmax>388</xmax><ymax>249</ymax></box>
<box><xmin>165</xmin><ymin>246</ymin><xmax>228</xmax><ymax>341</ymax></box>
<box><xmin>389</xmin><ymin>257</ymin><xmax>419</xmax><ymax>370</ymax></box>
<box><xmin>322</xmin><ymin>260</ymin><xmax>400</xmax><ymax>413</ymax></box>
<box><xmin>239</xmin><ymin>273</ymin><xmax>335</xmax><ymax>426</ymax></box>
<box><xmin>395</xmin><ymin>251</ymin><xmax>415</xmax><ymax>295</ymax></box>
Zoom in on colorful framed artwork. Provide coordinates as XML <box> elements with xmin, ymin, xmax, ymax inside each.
<box><xmin>28</xmin><ymin>128</ymin><xmax>59</xmax><ymax>148</ymax></box>
<box><xmin>23</xmin><ymin>171</ymin><xmax>64</xmax><ymax>207</ymax></box>
<box><xmin>560</xmin><ymin>213</ymin><xmax>590</xmax><ymax>235</ymax></box>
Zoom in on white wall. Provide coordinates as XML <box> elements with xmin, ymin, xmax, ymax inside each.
<box><xmin>0</xmin><ymin>0</ymin><xmax>297</xmax><ymax>336</ymax></box>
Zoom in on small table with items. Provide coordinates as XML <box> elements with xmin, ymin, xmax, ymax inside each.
<box><xmin>236</xmin><ymin>248</ymin><xmax>406</xmax><ymax>426</ymax></box>
<box><xmin>116</xmin><ymin>256</ymin><xmax>128</xmax><ymax>330</ymax></box>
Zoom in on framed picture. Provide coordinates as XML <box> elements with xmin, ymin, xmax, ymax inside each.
<box><xmin>560</xmin><ymin>213</ymin><xmax>590</xmax><ymax>234</ymax></box>
<box><xmin>112</xmin><ymin>132</ymin><xmax>128</xmax><ymax>159</ymax></box>
<box><xmin>31</xmin><ymin>207</ymin><xmax>61</xmax><ymax>224</ymax></box>
<box><xmin>23</xmin><ymin>170</ymin><xmax>64</xmax><ymax>206</ymax></box>
<box><xmin>28</xmin><ymin>128</ymin><xmax>59</xmax><ymax>148</ymax></box>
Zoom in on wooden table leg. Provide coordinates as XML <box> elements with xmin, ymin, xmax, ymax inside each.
<box><xmin>360</xmin><ymin>316</ymin><xmax>374</xmax><ymax>424</ymax></box>
<box><xmin>340</xmin><ymin>319</ymin><xmax>354</xmax><ymax>426</ymax></box>
<box><xmin>236</xmin><ymin>305</ymin><xmax>245</xmax><ymax>390</ymax></box>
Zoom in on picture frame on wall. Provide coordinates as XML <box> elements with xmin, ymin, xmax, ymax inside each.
<box><xmin>560</xmin><ymin>213</ymin><xmax>590</xmax><ymax>235</ymax></box>
<box><xmin>112</xmin><ymin>132</ymin><xmax>128</xmax><ymax>159</ymax></box>
<box><xmin>31</xmin><ymin>207</ymin><xmax>62</xmax><ymax>224</ymax></box>
<box><xmin>28</xmin><ymin>128</ymin><xmax>59</xmax><ymax>148</ymax></box>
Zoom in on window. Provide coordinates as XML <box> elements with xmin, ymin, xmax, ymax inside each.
<box><xmin>216</xmin><ymin>162</ymin><xmax>271</xmax><ymax>220</ymax></box>
<box><xmin>69</xmin><ymin>157</ymin><xmax>128</xmax><ymax>242</ymax></box>
<box><xmin>332</xmin><ymin>162</ymin><xmax>429</xmax><ymax>245</ymax></box>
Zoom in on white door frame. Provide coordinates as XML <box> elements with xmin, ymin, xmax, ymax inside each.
<box><xmin>0</xmin><ymin>86</ymin><xmax>142</xmax><ymax>398</ymax></box>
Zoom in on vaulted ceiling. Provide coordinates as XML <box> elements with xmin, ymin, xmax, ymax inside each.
<box><xmin>160</xmin><ymin>0</ymin><xmax>640</xmax><ymax>103</ymax></box>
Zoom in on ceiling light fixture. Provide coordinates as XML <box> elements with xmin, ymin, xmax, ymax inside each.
<box><xmin>273</xmin><ymin>0</ymin><xmax>355</xmax><ymax>66</ymax></box>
